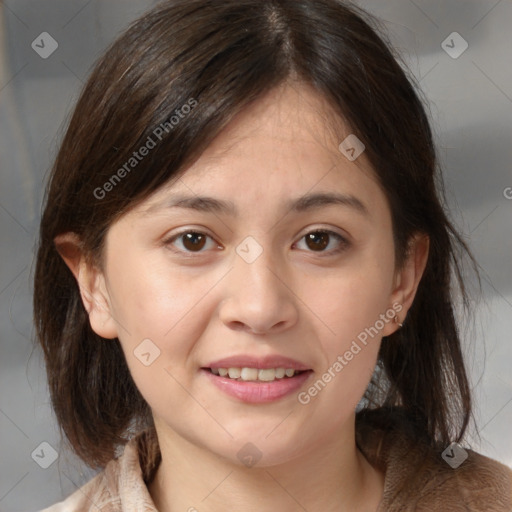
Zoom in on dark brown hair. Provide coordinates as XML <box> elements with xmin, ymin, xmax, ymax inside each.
<box><xmin>34</xmin><ymin>0</ymin><xmax>476</xmax><ymax>473</ymax></box>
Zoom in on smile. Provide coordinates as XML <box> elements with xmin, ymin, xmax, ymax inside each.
<box><xmin>210</xmin><ymin>367</ymin><xmax>305</xmax><ymax>382</ymax></box>
<box><xmin>201</xmin><ymin>367</ymin><xmax>313</xmax><ymax>403</ymax></box>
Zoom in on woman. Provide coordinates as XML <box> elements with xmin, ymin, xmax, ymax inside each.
<box><xmin>34</xmin><ymin>0</ymin><xmax>512</xmax><ymax>510</ymax></box>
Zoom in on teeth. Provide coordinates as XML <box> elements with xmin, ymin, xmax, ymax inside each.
<box><xmin>258</xmin><ymin>369</ymin><xmax>276</xmax><ymax>381</ymax></box>
<box><xmin>275</xmin><ymin>368</ymin><xmax>286</xmax><ymax>379</ymax></box>
<box><xmin>241</xmin><ymin>368</ymin><xmax>258</xmax><ymax>380</ymax></box>
<box><xmin>210</xmin><ymin>367</ymin><xmax>303</xmax><ymax>382</ymax></box>
<box><xmin>228</xmin><ymin>368</ymin><xmax>241</xmax><ymax>379</ymax></box>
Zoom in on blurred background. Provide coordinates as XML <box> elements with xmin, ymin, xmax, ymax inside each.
<box><xmin>0</xmin><ymin>0</ymin><xmax>511</xmax><ymax>510</ymax></box>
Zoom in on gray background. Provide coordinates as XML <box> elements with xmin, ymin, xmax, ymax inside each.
<box><xmin>1</xmin><ymin>1</ymin><xmax>511</xmax><ymax>510</ymax></box>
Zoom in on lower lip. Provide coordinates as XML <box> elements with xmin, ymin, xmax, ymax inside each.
<box><xmin>201</xmin><ymin>369</ymin><xmax>313</xmax><ymax>403</ymax></box>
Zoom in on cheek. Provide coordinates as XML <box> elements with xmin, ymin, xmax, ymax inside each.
<box><xmin>308</xmin><ymin>257</ymin><xmax>394</xmax><ymax>341</ymax></box>
<box><xmin>303</xmin><ymin>272</ymin><xmax>388</xmax><ymax>421</ymax></box>
<box><xmin>302</xmin><ymin>248</ymin><xmax>394</xmax><ymax>402</ymax></box>
<box><xmin>105</xmin><ymin>253</ymin><xmax>224</xmax><ymax>399</ymax></box>
<box><xmin>107</xmin><ymin>251</ymin><xmax>212</xmax><ymax>340</ymax></box>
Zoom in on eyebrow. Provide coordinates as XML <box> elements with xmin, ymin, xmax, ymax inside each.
<box><xmin>148</xmin><ymin>192</ymin><xmax>369</xmax><ymax>217</ymax></box>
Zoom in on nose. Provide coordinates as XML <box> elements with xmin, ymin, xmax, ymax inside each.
<box><xmin>218</xmin><ymin>244</ymin><xmax>299</xmax><ymax>335</ymax></box>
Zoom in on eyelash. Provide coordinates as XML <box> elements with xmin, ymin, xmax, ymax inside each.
<box><xmin>163</xmin><ymin>228</ymin><xmax>350</xmax><ymax>257</ymax></box>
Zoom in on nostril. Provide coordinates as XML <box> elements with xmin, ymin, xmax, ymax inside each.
<box><xmin>230</xmin><ymin>321</ymin><xmax>246</xmax><ymax>331</ymax></box>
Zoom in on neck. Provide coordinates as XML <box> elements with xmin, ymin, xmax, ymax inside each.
<box><xmin>148</xmin><ymin>416</ymin><xmax>384</xmax><ymax>512</ymax></box>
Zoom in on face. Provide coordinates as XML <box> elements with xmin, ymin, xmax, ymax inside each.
<box><xmin>75</xmin><ymin>83</ymin><xmax>414</xmax><ymax>466</ymax></box>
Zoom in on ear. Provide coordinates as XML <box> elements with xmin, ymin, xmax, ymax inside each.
<box><xmin>54</xmin><ymin>232</ymin><xmax>118</xmax><ymax>339</ymax></box>
<box><xmin>382</xmin><ymin>233</ymin><xmax>430</xmax><ymax>336</ymax></box>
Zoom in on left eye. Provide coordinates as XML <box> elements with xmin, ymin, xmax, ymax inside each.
<box><xmin>295</xmin><ymin>230</ymin><xmax>348</xmax><ymax>253</ymax></box>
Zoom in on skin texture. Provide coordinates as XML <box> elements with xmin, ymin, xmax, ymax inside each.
<box><xmin>56</xmin><ymin>82</ymin><xmax>429</xmax><ymax>511</ymax></box>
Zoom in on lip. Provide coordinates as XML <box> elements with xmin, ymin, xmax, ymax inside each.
<box><xmin>204</xmin><ymin>355</ymin><xmax>311</xmax><ymax>371</ymax></box>
<box><xmin>201</xmin><ymin>368</ymin><xmax>313</xmax><ymax>403</ymax></box>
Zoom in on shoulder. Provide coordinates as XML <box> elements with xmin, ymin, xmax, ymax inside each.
<box><xmin>356</xmin><ymin>408</ymin><xmax>512</xmax><ymax>511</ymax></box>
<box><xmin>40</xmin><ymin>434</ymin><xmax>158</xmax><ymax>512</ymax></box>
<box><xmin>382</xmin><ymin>431</ymin><xmax>512</xmax><ymax>511</ymax></box>
<box><xmin>39</xmin><ymin>470</ymin><xmax>116</xmax><ymax>512</ymax></box>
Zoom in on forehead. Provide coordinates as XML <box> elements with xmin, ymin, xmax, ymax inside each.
<box><xmin>138</xmin><ymin>82</ymin><xmax>387</xmax><ymax>219</ymax></box>
<box><xmin>197</xmin><ymin>82</ymin><xmax>348</xmax><ymax>168</ymax></box>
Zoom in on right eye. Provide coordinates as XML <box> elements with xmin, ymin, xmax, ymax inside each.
<box><xmin>164</xmin><ymin>230</ymin><xmax>221</xmax><ymax>254</ymax></box>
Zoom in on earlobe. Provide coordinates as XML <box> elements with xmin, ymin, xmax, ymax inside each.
<box><xmin>54</xmin><ymin>232</ymin><xmax>118</xmax><ymax>339</ymax></box>
<box><xmin>382</xmin><ymin>233</ymin><xmax>430</xmax><ymax>336</ymax></box>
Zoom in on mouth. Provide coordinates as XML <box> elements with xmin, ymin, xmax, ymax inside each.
<box><xmin>204</xmin><ymin>367</ymin><xmax>310</xmax><ymax>382</ymax></box>
<box><xmin>200</xmin><ymin>365</ymin><xmax>313</xmax><ymax>403</ymax></box>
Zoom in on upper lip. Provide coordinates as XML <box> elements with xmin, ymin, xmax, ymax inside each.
<box><xmin>204</xmin><ymin>355</ymin><xmax>312</xmax><ymax>371</ymax></box>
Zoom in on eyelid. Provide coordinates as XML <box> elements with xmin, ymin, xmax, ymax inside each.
<box><xmin>296</xmin><ymin>224</ymin><xmax>349</xmax><ymax>240</ymax></box>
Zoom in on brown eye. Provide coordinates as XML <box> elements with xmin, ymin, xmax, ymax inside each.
<box><xmin>165</xmin><ymin>229</ymin><xmax>222</xmax><ymax>256</ymax></box>
<box><xmin>295</xmin><ymin>230</ymin><xmax>349</xmax><ymax>255</ymax></box>
<box><xmin>181</xmin><ymin>232</ymin><xmax>207</xmax><ymax>251</ymax></box>
<box><xmin>305</xmin><ymin>232</ymin><xmax>330</xmax><ymax>251</ymax></box>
